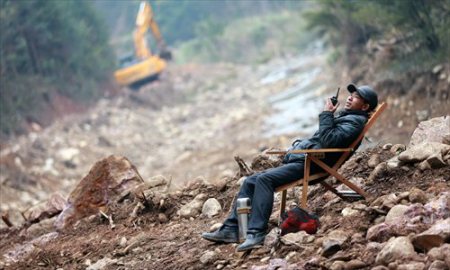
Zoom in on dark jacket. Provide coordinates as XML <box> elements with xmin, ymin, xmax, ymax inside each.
<box><xmin>283</xmin><ymin>110</ymin><xmax>368</xmax><ymax>164</ymax></box>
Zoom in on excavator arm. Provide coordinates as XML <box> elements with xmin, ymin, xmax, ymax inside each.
<box><xmin>133</xmin><ymin>2</ymin><xmax>171</xmax><ymax>60</ymax></box>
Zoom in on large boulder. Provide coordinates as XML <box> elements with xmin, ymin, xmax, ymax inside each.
<box><xmin>409</xmin><ymin>116</ymin><xmax>450</xmax><ymax>146</ymax></box>
<box><xmin>55</xmin><ymin>155</ymin><xmax>144</xmax><ymax>229</ymax></box>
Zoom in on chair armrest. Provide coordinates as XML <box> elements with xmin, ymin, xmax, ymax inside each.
<box><xmin>266</xmin><ymin>148</ymin><xmax>353</xmax><ymax>155</ymax></box>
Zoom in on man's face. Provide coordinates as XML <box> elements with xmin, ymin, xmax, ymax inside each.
<box><xmin>344</xmin><ymin>92</ymin><xmax>370</xmax><ymax>111</ymax></box>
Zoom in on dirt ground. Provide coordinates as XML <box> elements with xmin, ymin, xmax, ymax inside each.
<box><xmin>0</xmin><ymin>53</ymin><xmax>449</xmax><ymax>269</ymax></box>
<box><xmin>1</xmin><ymin>147</ymin><xmax>449</xmax><ymax>269</ymax></box>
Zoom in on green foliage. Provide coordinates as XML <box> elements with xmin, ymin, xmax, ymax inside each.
<box><xmin>304</xmin><ymin>0</ymin><xmax>450</xmax><ymax>69</ymax></box>
<box><xmin>93</xmin><ymin>0</ymin><xmax>306</xmax><ymax>46</ymax></box>
<box><xmin>176</xmin><ymin>11</ymin><xmax>314</xmax><ymax>64</ymax></box>
<box><xmin>0</xmin><ymin>0</ymin><xmax>114</xmax><ymax>135</ymax></box>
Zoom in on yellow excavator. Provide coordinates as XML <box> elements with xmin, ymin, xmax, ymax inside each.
<box><xmin>114</xmin><ymin>1</ymin><xmax>171</xmax><ymax>88</ymax></box>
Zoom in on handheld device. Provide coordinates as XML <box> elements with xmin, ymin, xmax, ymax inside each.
<box><xmin>331</xmin><ymin>87</ymin><xmax>340</xmax><ymax>106</ymax></box>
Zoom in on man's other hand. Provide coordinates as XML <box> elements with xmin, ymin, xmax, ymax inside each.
<box><xmin>324</xmin><ymin>98</ymin><xmax>339</xmax><ymax>113</ymax></box>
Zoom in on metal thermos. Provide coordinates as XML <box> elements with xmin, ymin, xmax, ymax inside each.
<box><xmin>236</xmin><ymin>197</ymin><xmax>251</xmax><ymax>242</ymax></box>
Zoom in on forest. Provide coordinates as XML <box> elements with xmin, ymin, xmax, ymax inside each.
<box><xmin>0</xmin><ymin>0</ymin><xmax>449</xmax><ymax>137</ymax></box>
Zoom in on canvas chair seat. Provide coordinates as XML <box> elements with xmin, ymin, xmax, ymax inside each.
<box><xmin>267</xmin><ymin>102</ymin><xmax>387</xmax><ymax>217</ymax></box>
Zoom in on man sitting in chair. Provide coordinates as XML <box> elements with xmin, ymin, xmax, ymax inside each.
<box><xmin>202</xmin><ymin>84</ymin><xmax>378</xmax><ymax>251</ymax></box>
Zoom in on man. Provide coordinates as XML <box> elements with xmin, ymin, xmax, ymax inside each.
<box><xmin>202</xmin><ymin>84</ymin><xmax>378</xmax><ymax>251</ymax></box>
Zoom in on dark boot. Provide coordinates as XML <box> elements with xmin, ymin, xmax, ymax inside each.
<box><xmin>201</xmin><ymin>226</ymin><xmax>239</xmax><ymax>243</ymax></box>
<box><xmin>236</xmin><ymin>231</ymin><xmax>266</xmax><ymax>251</ymax></box>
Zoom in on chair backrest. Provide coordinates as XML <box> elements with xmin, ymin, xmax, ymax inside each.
<box><xmin>332</xmin><ymin>102</ymin><xmax>387</xmax><ymax>169</ymax></box>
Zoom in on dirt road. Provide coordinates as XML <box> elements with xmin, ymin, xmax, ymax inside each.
<box><xmin>0</xmin><ymin>51</ymin><xmax>334</xmax><ymax>226</ymax></box>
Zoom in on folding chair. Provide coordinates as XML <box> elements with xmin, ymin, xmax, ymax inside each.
<box><xmin>267</xmin><ymin>102</ymin><xmax>387</xmax><ymax>216</ymax></box>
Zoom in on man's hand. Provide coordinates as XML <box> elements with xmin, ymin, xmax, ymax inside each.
<box><xmin>324</xmin><ymin>98</ymin><xmax>339</xmax><ymax>113</ymax></box>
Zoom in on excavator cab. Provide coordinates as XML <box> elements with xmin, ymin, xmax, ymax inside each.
<box><xmin>113</xmin><ymin>1</ymin><xmax>171</xmax><ymax>88</ymax></box>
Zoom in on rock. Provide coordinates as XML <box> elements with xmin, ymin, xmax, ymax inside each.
<box><xmin>281</xmin><ymin>231</ymin><xmax>314</xmax><ymax>246</ymax></box>
<box><xmin>200</xmin><ymin>250</ymin><xmax>216</xmax><ymax>264</ymax></box>
<box><xmin>345</xmin><ymin>259</ymin><xmax>366</xmax><ymax>270</ymax></box>
<box><xmin>375</xmin><ymin>236</ymin><xmax>416</xmax><ymax>265</ymax></box>
<box><xmin>382</xmin><ymin>143</ymin><xmax>393</xmax><ymax>150</ymax></box>
<box><xmin>426</xmin><ymin>154</ymin><xmax>447</xmax><ymax>168</ymax></box>
<box><xmin>428</xmin><ymin>260</ymin><xmax>447</xmax><ymax>270</ymax></box>
<box><xmin>409</xmin><ymin>116</ymin><xmax>450</xmax><ymax>146</ymax></box>
<box><xmin>57</xmin><ymin>147</ymin><xmax>80</xmax><ymax>162</ymax></box>
<box><xmin>427</xmin><ymin>246</ymin><xmax>445</xmax><ymax>261</ymax></box>
<box><xmin>390</xmin><ymin>144</ymin><xmax>406</xmax><ymax>154</ymax></box>
<box><xmin>366</xmin><ymin>223</ymin><xmax>392</xmax><ymax>242</ymax></box>
<box><xmin>371</xmin><ymin>266</ymin><xmax>388</xmax><ymax>270</ymax></box>
<box><xmin>213</xmin><ymin>177</ymin><xmax>228</xmax><ymax>191</ymax></box>
<box><xmin>368</xmin><ymin>154</ymin><xmax>381</xmax><ymax>168</ymax></box>
<box><xmin>119</xmin><ymin>237</ymin><xmax>127</xmax><ymax>247</ymax></box>
<box><xmin>330</xmin><ymin>260</ymin><xmax>346</xmax><ymax>270</ymax></box>
<box><xmin>341</xmin><ymin>207</ymin><xmax>360</xmax><ymax>217</ymax></box>
<box><xmin>264</xmin><ymin>228</ymin><xmax>280</xmax><ymax>248</ymax></box>
<box><xmin>86</xmin><ymin>257</ymin><xmax>117</xmax><ymax>270</ymax></box>
<box><xmin>22</xmin><ymin>193</ymin><xmax>66</xmax><ymax>224</ymax></box>
<box><xmin>418</xmin><ymin>160</ymin><xmax>432</xmax><ymax>171</ymax></box>
<box><xmin>350</xmin><ymin>233</ymin><xmax>365</xmax><ymax>244</ymax></box>
<box><xmin>202</xmin><ymin>198</ymin><xmax>222</xmax><ymax>218</ymax></box>
<box><xmin>145</xmin><ymin>175</ymin><xmax>168</xmax><ymax>189</ymax></box>
<box><xmin>416</xmin><ymin>110</ymin><xmax>429</xmax><ymax>122</ymax></box>
<box><xmin>443</xmin><ymin>134</ymin><xmax>450</xmax><ymax>145</ymax></box>
<box><xmin>385</xmin><ymin>205</ymin><xmax>409</xmax><ymax>223</ymax></box>
<box><xmin>55</xmin><ymin>156</ymin><xmax>144</xmax><ymax>229</ymax></box>
<box><xmin>398</xmin><ymin>142</ymin><xmax>450</xmax><ymax>163</ymax></box>
<box><xmin>367</xmin><ymin>202</ymin><xmax>437</xmax><ymax>242</ymax></box>
<box><xmin>266</xmin><ymin>258</ymin><xmax>288</xmax><ymax>269</ymax></box>
<box><xmin>363</xmin><ymin>241</ymin><xmax>384</xmax><ymax>256</ymax></box>
<box><xmin>285</xmin><ymin>251</ymin><xmax>297</xmax><ymax>261</ymax></box>
<box><xmin>425</xmin><ymin>192</ymin><xmax>450</xmax><ymax>218</ymax></box>
<box><xmin>321</xmin><ymin>230</ymin><xmax>348</xmax><ymax>257</ymax></box>
<box><xmin>397</xmin><ymin>262</ymin><xmax>425</xmax><ymax>270</ymax></box>
<box><xmin>209</xmin><ymin>223</ymin><xmax>223</xmax><ymax>232</ymax></box>
<box><xmin>118</xmin><ymin>232</ymin><xmax>155</xmax><ymax>256</ymax></box>
<box><xmin>179</xmin><ymin>193</ymin><xmax>207</xmax><ymax>218</ymax></box>
<box><xmin>158</xmin><ymin>213</ymin><xmax>168</xmax><ymax>223</ymax></box>
<box><xmin>370</xmin><ymin>193</ymin><xmax>399</xmax><ymax>210</ymax></box>
<box><xmin>408</xmin><ymin>188</ymin><xmax>427</xmax><ymax>204</ymax></box>
<box><xmin>386</xmin><ymin>156</ymin><xmax>402</xmax><ymax>169</ymax></box>
<box><xmin>432</xmin><ymin>65</ymin><xmax>444</xmax><ymax>74</ymax></box>
<box><xmin>374</xmin><ymin>216</ymin><xmax>385</xmax><ymax>224</ymax></box>
<box><xmin>367</xmin><ymin>162</ymin><xmax>387</xmax><ymax>183</ymax></box>
<box><xmin>412</xmin><ymin>218</ymin><xmax>450</xmax><ymax>252</ymax></box>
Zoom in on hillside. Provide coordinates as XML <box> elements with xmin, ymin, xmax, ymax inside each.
<box><xmin>1</xmin><ymin>48</ymin><xmax>449</xmax><ymax>269</ymax></box>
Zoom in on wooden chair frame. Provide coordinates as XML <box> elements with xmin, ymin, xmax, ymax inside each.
<box><xmin>267</xmin><ymin>102</ymin><xmax>387</xmax><ymax>216</ymax></box>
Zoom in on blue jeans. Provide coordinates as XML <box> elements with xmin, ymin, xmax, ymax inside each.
<box><xmin>223</xmin><ymin>162</ymin><xmax>313</xmax><ymax>232</ymax></box>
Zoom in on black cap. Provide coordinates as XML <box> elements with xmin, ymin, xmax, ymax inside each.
<box><xmin>347</xmin><ymin>84</ymin><xmax>378</xmax><ymax>111</ymax></box>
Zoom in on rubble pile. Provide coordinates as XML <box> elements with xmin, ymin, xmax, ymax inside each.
<box><xmin>1</xmin><ymin>56</ymin><xmax>449</xmax><ymax>269</ymax></box>
<box><xmin>0</xmin><ymin>116</ymin><xmax>448</xmax><ymax>269</ymax></box>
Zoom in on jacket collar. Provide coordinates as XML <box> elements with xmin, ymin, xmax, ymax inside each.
<box><xmin>337</xmin><ymin>110</ymin><xmax>369</xmax><ymax>118</ymax></box>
